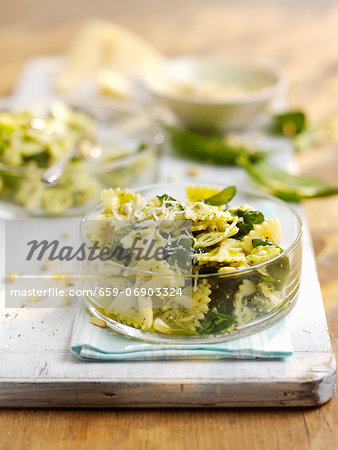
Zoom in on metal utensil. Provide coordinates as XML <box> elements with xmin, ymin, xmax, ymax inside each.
<box><xmin>41</xmin><ymin>139</ymin><xmax>101</xmax><ymax>186</ymax></box>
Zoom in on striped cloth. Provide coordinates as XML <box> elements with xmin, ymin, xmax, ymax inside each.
<box><xmin>70</xmin><ymin>309</ymin><xmax>293</xmax><ymax>361</ymax></box>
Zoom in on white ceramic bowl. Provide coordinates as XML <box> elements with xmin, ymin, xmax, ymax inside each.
<box><xmin>145</xmin><ymin>57</ymin><xmax>288</xmax><ymax>131</ymax></box>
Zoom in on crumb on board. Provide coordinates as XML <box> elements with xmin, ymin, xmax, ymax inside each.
<box><xmin>168</xmin><ymin>173</ymin><xmax>178</xmax><ymax>182</ymax></box>
<box><xmin>62</xmin><ymin>231</ymin><xmax>72</xmax><ymax>239</ymax></box>
<box><xmin>6</xmin><ymin>272</ymin><xmax>17</xmax><ymax>283</ymax></box>
<box><xmin>26</xmin><ymin>295</ymin><xmax>41</xmax><ymax>303</ymax></box>
<box><xmin>51</xmin><ymin>274</ymin><xmax>72</xmax><ymax>286</ymax></box>
<box><xmin>42</xmin><ymin>259</ymin><xmax>52</xmax><ymax>271</ymax></box>
<box><xmin>61</xmin><ymin>295</ymin><xmax>71</xmax><ymax>306</ymax></box>
<box><xmin>187</xmin><ymin>165</ymin><xmax>201</xmax><ymax>176</ymax></box>
<box><xmin>90</xmin><ymin>317</ymin><xmax>107</xmax><ymax>328</ymax></box>
<box><xmin>51</xmin><ymin>273</ymin><xmax>64</xmax><ymax>281</ymax></box>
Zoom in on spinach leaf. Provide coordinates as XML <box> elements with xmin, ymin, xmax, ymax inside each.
<box><xmin>165</xmin><ymin>237</ymin><xmax>194</xmax><ymax>270</ymax></box>
<box><xmin>164</xmin><ymin>123</ymin><xmax>338</xmax><ymax>202</ymax></box>
<box><xmin>138</xmin><ymin>142</ymin><xmax>148</xmax><ymax>151</ymax></box>
<box><xmin>272</xmin><ymin>111</ymin><xmax>307</xmax><ymax>136</ymax></box>
<box><xmin>164</xmin><ymin>124</ymin><xmax>266</xmax><ymax>166</ymax></box>
<box><xmin>1</xmin><ymin>172</ymin><xmax>21</xmax><ymax>190</ymax></box>
<box><xmin>242</xmin><ymin>160</ymin><xmax>338</xmax><ymax>202</ymax></box>
<box><xmin>242</xmin><ymin>292</ymin><xmax>267</xmax><ymax>313</ymax></box>
<box><xmin>198</xmin><ymin>310</ymin><xmax>235</xmax><ymax>335</ymax></box>
<box><xmin>195</xmin><ymin>263</ymin><xmax>223</xmax><ymax>275</ymax></box>
<box><xmin>207</xmin><ymin>277</ymin><xmax>242</xmax><ymax>315</ymax></box>
<box><xmin>193</xmin><ymin>246</ymin><xmax>209</xmax><ymax>255</ymax></box>
<box><xmin>157</xmin><ymin>194</ymin><xmax>183</xmax><ymax>210</ymax></box>
<box><xmin>204</xmin><ymin>186</ymin><xmax>236</xmax><ymax>206</ymax></box>
<box><xmin>239</xmin><ymin>210</ymin><xmax>265</xmax><ymax>224</ymax></box>
<box><xmin>237</xmin><ymin>270</ymin><xmax>275</xmax><ymax>285</ymax></box>
<box><xmin>266</xmin><ymin>256</ymin><xmax>290</xmax><ymax>289</ymax></box>
<box><xmin>259</xmin><ymin>274</ymin><xmax>276</xmax><ymax>283</ymax></box>
<box><xmin>252</xmin><ymin>238</ymin><xmax>282</xmax><ymax>252</ymax></box>
<box><xmin>157</xmin><ymin>194</ymin><xmax>176</xmax><ymax>205</ymax></box>
<box><xmin>23</xmin><ymin>151</ymin><xmax>50</xmax><ymax>168</ymax></box>
<box><xmin>0</xmin><ymin>123</ymin><xmax>15</xmax><ymax>135</ymax></box>
<box><xmin>233</xmin><ymin>209</ymin><xmax>265</xmax><ymax>238</ymax></box>
<box><xmin>108</xmin><ymin>224</ymin><xmax>136</xmax><ymax>265</ymax></box>
<box><xmin>252</xmin><ymin>238</ymin><xmax>275</xmax><ymax>248</ymax></box>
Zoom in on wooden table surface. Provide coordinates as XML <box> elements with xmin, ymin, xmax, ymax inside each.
<box><xmin>0</xmin><ymin>1</ymin><xmax>337</xmax><ymax>449</ymax></box>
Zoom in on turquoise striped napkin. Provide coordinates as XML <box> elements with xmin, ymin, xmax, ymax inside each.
<box><xmin>71</xmin><ymin>309</ymin><xmax>293</xmax><ymax>361</ymax></box>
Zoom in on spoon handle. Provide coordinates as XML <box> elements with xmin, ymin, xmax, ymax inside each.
<box><xmin>41</xmin><ymin>145</ymin><xmax>76</xmax><ymax>186</ymax></box>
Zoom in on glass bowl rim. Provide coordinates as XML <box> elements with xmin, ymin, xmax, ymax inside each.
<box><xmin>80</xmin><ymin>183</ymin><xmax>303</xmax><ymax>279</ymax></box>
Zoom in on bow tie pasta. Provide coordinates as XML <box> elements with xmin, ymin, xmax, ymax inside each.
<box><xmin>86</xmin><ymin>185</ymin><xmax>289</xmax><ymax>335</ymax></box>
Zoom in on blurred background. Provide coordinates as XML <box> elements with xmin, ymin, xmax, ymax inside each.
<box><xmin>1</xmin><ymin>2</ymin><xmax>337</xmax><ymax>218</ymax></box>
<box><xmin>1</xmin><ymin>0</ymin><xmax>338</xmax><ymax>118</ymax></box>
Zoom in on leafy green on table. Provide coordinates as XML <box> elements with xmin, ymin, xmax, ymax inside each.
<box><xmin>271</xmin><ymin>110</ymin><xmax>314</xmax><ymax>153</ymax></box>
<box><xmin>271</xmin><ymin>111</ymin><xmax>307</xmax><ymax>137</ymax></box>
<box><xmin>165</xmin><ymin>122</ymin><xmax>338</xmax><ymax>202</ymax></box>
<box><xmin>204</xmin><ymin>186</ymin><xmax>236</xmax><ymax>206</ymax></box>
<box><xmin>164</xmin><ymin>124</ymin><xmax>266</xmax><ymax>165</ymax></box>
<box><xmin>243</xmin><ymin>159</ymin><xmax>338</xmax><ymax>202</ymax></box>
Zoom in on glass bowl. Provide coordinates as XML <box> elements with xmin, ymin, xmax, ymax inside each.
<box><xmin>0</xmin><ymin>112</ymin><xmax>162</xmax><ymax>218</ymax></box>
<box><xmin>80</xmin><ymin>183</ymin><xmax>302</xmax><ymax>344</ymax></box>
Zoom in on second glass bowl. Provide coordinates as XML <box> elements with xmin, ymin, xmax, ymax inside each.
<box><xmin>0</xmin><ymin>110</ymin><xmax>162</xmax><ymax>218</ymax></box>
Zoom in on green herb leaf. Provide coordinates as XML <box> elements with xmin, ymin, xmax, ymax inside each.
<box><xmin>259</xmin><ymin>274</ymin><xmax>276</xmax><ymax>283</ymax></box>
<box><xmin>157</xmin><ymin>194</ymin><xmax>183</xmax><ymax>209</ymax></box>
<box><xmin>164</xmin><ymin>124</ymin><xmax>266</xmax><ymax>166</ymax></box>
<box><xmin>1</xmin><ymin>172</ymin><xmax>21</xmax><ymax>190</ymax></box>
<box><xmin>242</xmin><ymin>160</ymin><xmax>338</xmax><ymax>202</ymax></box>
<box><xmin>0</xmin><ymin>123</ymin><xmax>15</xmax><ymax>135</ymax></box>
<box><xmin>266</xmin><ymin>256</ymin><xmax>290</xmax><ymax>289</ymax></box>
<box><xmin>204</xmin><ymin>186</ymin><xmax>236</xmax><ymax>206</ymax></box>
<box><xmin>242</xmin><ymin>292</ymin><xmax>267</xmax><ymax>313</ymax></box>
<box><xmin>198</xmin><ymin>310</ymin><xmax>235</xmax><ymax>335</ymax></box>
<box><xmin>164</xmin><ymin>123</ymin><xmax>338</xmax><ymax>202</ymax></box>
<box><xmin>233</xmin><ymin>209</ymin><xmax>265</xmax><ymax>238</ymax></box>
<box><xmin>138</xmin><ymin>142</ymin><xmax>148</xmax><ymax>151</ymax></box>
<box><xmin>23</xmin><ymin>151</ymin><xmax>50</xmax><ymax>168</ymax></box>
<box><xmin>164</xmin><ymin>236</ymin><xmax>194</xmax><ymax>270</ymax></box>
<box><xmin>252</xmin><ymin>238</ymin><xmax>275</xmax><ymax>248</ymax></box>
<box><xmin>157</xmin><ymin>193</ymin><xmax>176</xmax><ymax>205</ymax></box>
<box><xmin>109</xmin><ymin>224</ymin><xmax>136</xmax><ymax>265</ymax></box>
<box><xmin>272</xmin><ymin>111</ymin><xmax>307</xmax><ymax>136</ymax></box>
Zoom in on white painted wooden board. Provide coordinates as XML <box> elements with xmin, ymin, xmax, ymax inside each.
<box><xmin>0</xmin><ymin>58</ymin><xmax>335</xmax><ymax>407</ymax></box>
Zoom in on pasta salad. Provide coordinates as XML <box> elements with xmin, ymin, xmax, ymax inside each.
<box><xmin>86</xmin><ymin>185</ymin><xmax>290</xmax><ymax>335</ymax></box>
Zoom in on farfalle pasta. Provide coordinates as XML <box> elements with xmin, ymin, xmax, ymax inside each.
<box><xmin>86</xmin><ymin>185</ymin><xmax>290</xmax><ymax>335</ymax></box>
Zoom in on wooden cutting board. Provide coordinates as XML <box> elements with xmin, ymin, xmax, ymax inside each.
<box><xmin>0</xmin><ymin>219</ymin><xmax>335</xmax><ymax>407</ymax></box>
<box><xmin>0</xmin><ymin>58</ymin><xmax>335</xmax><ymax>407</ymax></box>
